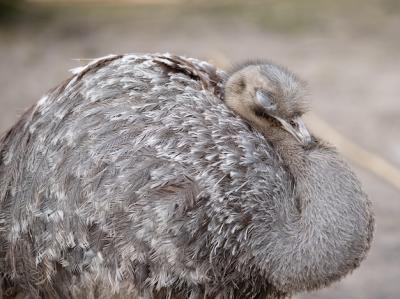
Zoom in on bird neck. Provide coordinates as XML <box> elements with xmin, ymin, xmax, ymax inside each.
<box><xmin>263</xmin><ymin>126</ymin><xmax>307</xmax><ymax>176</ymax></box>
<box><xmin>251</xmin><ymin>124</ymin><xmax>373</xmax><ymax>294</ymax></box>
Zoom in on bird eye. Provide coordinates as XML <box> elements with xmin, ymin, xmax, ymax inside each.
<box><xmin>289</xmin><ymin>120</ymin><xmax>298</xmax><ymax>128</ymax></box>
<box><xmin>237</xmin><ymin>78</ymin><xmax>246</xmax><ymax>90</ymax></box>
<box><xmin>256</xmin><ymin>90</ymin><xmax>276</xmax><ymax>111</ymax></box>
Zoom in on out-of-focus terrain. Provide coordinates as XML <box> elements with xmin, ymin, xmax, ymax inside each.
<box><xmin>0</xmin><ymin>1</ymin><xmax>399</xmax><ymax>298</ymax></box>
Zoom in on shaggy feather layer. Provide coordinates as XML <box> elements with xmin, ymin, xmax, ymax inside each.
<box><xmin>0</xmin><ymin>54</ymin><xmax>373</xmax><ymax>299</ymax></box>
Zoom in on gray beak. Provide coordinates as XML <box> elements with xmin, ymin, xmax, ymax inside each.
<box><xmin>276</xmin><ymin>116</ymin><xmax>312</xmax><ymax>145</ymax></box>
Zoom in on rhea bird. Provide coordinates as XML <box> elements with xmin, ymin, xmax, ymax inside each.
<box><xmin>0</xmin><ymin>53</ymin><xmax>373</xmax><ymax>299</ymax></box>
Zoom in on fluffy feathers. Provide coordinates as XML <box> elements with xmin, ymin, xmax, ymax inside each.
<box><xmin>0</xmin><ymin>53</ymin><xmax>373</xmax><ymax>299</ymax></box>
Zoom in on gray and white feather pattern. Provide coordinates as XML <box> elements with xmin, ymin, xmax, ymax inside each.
<box><xmin>0</xmin><ymin>53</ymin><xmax>373</xmax><ymax>299</ymax></box>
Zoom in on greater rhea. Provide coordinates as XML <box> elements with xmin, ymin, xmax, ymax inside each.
<box><xmin>0</xmin><ymin>53</ymin><xmax>373</xmax><ymax>299</ymax></box>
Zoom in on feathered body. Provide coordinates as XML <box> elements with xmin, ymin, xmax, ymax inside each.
<box><xmin>0</xmin><ymin>54</ymin><xmax>373</xmax><ymax>299</ymax></box>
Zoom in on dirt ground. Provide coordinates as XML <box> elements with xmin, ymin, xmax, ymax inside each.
<box><xmin>0</xmin><ymin>1</ymin><xmax>399</xmax><ymax>298</ymax></box>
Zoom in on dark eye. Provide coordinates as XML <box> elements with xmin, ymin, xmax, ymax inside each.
<box><xmin>237</xmin><ymin>78</ymin><xmax>246</xmax><ymax>90</ymax></box>
<box><xmin>289</xmin><ymin>120</ymin><xmax>298</xmax><ymax>128</ymax></box>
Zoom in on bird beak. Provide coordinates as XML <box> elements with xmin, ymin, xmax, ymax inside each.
<box><xmin>276</xmin><ymin>116</ymin><xmax>312</xmax><ymax>145</ymax></box>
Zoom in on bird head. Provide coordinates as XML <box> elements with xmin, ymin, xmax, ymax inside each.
<box><xmin>224</xmin><ymin>62</ymin><xmax>312</xmax><ymax>146</ymax></box>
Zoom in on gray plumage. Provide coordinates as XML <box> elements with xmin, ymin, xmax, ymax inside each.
<box><xmin>0</xmin><ymin>53</ymin><xmax>373</xmax><ymax>299</ymax></box>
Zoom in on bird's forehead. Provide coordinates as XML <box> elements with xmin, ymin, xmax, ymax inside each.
<box><xmin>238</xmin><ymin>66</ymin><xmax>274</xmax><ymax>88</ymax></box>
<box><xmin>260</xmin><ymin>65</ymin><xmax>300</xmax><ymax>90</ymax></box>
<box><xmin>258</xmin><ymin>64</ymin><xmax>308</xmax><ymax>115</ymax></box>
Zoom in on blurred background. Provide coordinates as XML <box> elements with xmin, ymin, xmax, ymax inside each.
<box><xmin>0</xmin><ymin>0</ymin><xmax>399</xmax><ymax>298</ymax></box>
